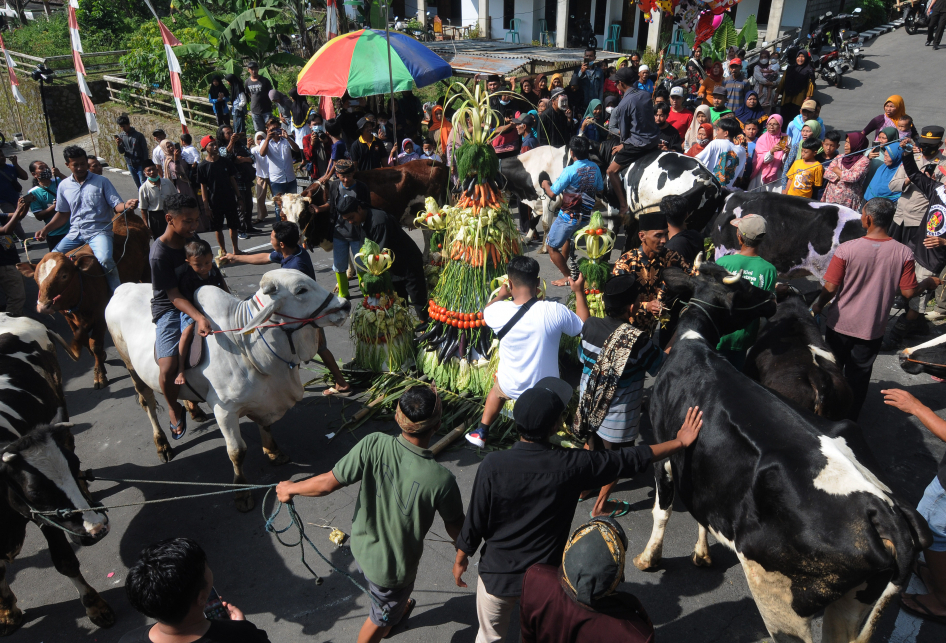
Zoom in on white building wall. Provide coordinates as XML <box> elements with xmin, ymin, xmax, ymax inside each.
<box><xmin>735</xmin><ymin>0</ymin><xmax>760</xmax><ymax>28</ymax></box>
<box><xmin>463</xmin><ymin>0</ymin><xmax>479</xmax><ymax>28</ymax></box>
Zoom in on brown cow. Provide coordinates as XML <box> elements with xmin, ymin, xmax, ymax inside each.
<box><xmin>17</xmin><ymin>213</ymin><xmax>151</xmax><ymax>390</ymax></box>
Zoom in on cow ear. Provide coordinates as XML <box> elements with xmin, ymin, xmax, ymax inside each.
<box><xmin>75</xmin><ymin>255</ymin><xmax>98</xmax><ymax>273</ymax></box>
<box><xmin>243</xmin><ymin>300</ymin><xmax>280</xmax><ymax>335</ymax></box>
<box><xmin>662</xmin><ymin>268</ymin><xmax>694</xmax><ymax>298</ymax></box>
<box><xmin>16</xmin><ymin>261</ymin><xmax>36</xmax><ymax>279</ymax></box>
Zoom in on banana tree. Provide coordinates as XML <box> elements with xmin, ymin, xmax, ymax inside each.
<box><xmin>176</xmin><ymin>0</ymin><xmax>306</xmax><ymax>85</ymax></box>
<box><xmin>680</xmin><ymin>14</ymin><xmax>759</xmax><ymax>62</ymax></box>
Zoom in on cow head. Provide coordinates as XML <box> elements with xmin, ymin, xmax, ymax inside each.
<box><xmin>244</xmin><ymin>268</ymin><xmax>350</xmax><ymax>333</ymax></box>
<box><xmin>294</xmin><ymin>185</ymin><xmax>335</xmax><ymax>251</ymax></box>
<box><xmin>664</xmin><ymin>254</ymin><xmax>777</xmax><ymax>342</ymax></box>
<box><xmin>900</xmin><ymin>335</ymin><xmax>946</xmax><ymax>379</ymax></box>
<box><xmin>1</xmin><ymin>422</ymin><xmax>109</xmax><ymax>546</ymax></box>
<box><xmin>18</xmin><ymin>253</ymin><xmax>99</xmax><ymax>315</ymax></box>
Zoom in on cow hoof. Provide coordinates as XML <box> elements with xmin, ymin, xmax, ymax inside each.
<box><xmin>93</xmin><ymin>377</ymin><xmax>108</xmax><ymax>390</ymax></box>
<box><xmin>633</xmin><ymin>553</ymin><xmax>660</xmax><ymax>571</ymax></box>
<box><xmin>157</xmin><ymin>445</ymin><xmax>175</xmax><ymax>463</ymax></box>
<box><xmin>692</xmin><ymin>552</ymin><xmax>713</xmax><ymax>567</ymax></box>
<box><xmin>234</xmin><ymin>491</ymin><xmax>255</xmax><ymax>513</ymax></box>
<box><xmin>0</xmin><ymin>606</ymin><xmax>24</xmax><ymax>636</ymax></box>
<box><xmin>266</xmin><ymin>450</ymin><xmax>291</xmax><ymax>466</ymax></box>
<box><xmin>537</xmin><ymin>246</ymin><xmax>549</xmax><ymax>255</ymax></box>
<box><xmin>187</xmin><ymin>405</ymin><xmax>209</xmax><ymax>423</ymax></box>
<box><xmin>85</xmin><ymin>598</ymin><xmax>116</xmax><ymax>629</ymax></box>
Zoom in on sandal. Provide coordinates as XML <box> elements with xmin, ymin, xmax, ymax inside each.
<box><xmin>323</xmin><ymin>386</ymin><xmax>353</xmax><ymax>397</ymax></box>
<box><xmin>578</xmin><ymin>489</ymin><xmax>601</xmax><ymax>502</ymax></box>
<box><xmin>170</xmin><ymin>408</ymin><xmax>187</xmax><ymax>441</ymax></box>
<box><xmin>383</xmin><ymin>598</ymin><xmax>416</xmax><ymax>638</ymax></box>
<box><xmin>899</xmin><ymin>593</ymin><xmax>946</xmax><ymax>624</ymax></box>
<box><xmin>591</xmin><ymin>500</ymin><xmax>632</xmax><ymax>519</ymax></box>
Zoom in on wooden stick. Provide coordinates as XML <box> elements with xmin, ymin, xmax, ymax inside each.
<box><xmin>328</xmin><ymin>395</ymin><xmax>385</xmax><ymax>443</ymax></box>
<box><xmin>430</xmin><ymin>421</ymin><xmax>471</xmax><ymax>457</ymax></box>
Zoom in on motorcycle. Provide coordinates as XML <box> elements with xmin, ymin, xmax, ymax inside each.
<box><xmin>905</xmin><ymin>0</ymin><xmax>932</xmax><ymax>35</ymax></box>
<box><xmin>567</xmin><ymin>15</ymin><xmax>597</xmax><ymax>49</ymax></box>
<box><xmin>838</xmin><ymin>26</ymin><xmax>861</xmax><ymax>71</ymax></box>
<box><xmin>393</xmin><ymin>13</ymin><xmax>435</xmax><ymax>42</ymax></box>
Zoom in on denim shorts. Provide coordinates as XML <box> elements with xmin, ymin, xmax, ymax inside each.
<box><xmin>917</xmin><ymin>476</ymin><xmax>946</xmax><ymax>552</ymax></box>
<box><xmin>181</xmin><ymin>313</ymin><xmax>195</xmax><ymax>330</ymax></box>
<box><xmin>155</xmin><ymin>309</ymin><xmax>182</xmax><ymax>359</ymax></box>
<box><xmin>355</xmin><ymin>563</ymin><xmax>414</xmax><ymax>627</ymax></box>
<box><xmin>546</xmin><ymin>214</ymin><xmax>587</xmax><ymax>250</ymax></box>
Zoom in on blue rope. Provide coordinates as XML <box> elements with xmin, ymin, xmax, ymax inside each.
<box><xmin>255</xmin><ymin>328</ymin><xmax>299</xmax><ymax>369</ymax></box>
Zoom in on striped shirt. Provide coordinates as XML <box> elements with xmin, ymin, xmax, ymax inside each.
<box><xmin>578</xmin><ymin>317</ymin><xmax>664</xmax><ymax>443</ymax></box>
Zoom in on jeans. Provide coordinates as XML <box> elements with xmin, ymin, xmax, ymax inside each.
<box><xmin>824</xmin><ymin>326</ymin><xmax>883</xmax><ymax>422</ymax></box>
<box><xmin>332</xmin><ymin>236</ymin><xmax>362</xmax><ymax>273</ymax></box>
<box><xmin>233</xmin><ymin>107</ymin><xmax>247</xmax><ymax>134</ymax></box>
<box><xmin>270</xmin><ymin>179</ymin><xmax>298</xmax><ymax>219</ymax></box>
<box><xmin>55</xmin><ymin>229</ymin><xmax>121</xmax><ymax>292</ymax></box>
<box><xmin>126</xmin><ymin>162</ymin><xmax>146</xmax><ymax>189</ymax></box>
<box><xmin>251</xmin><ymin>113</ymin><xmax>271</xmax><ymax>134</ymax></box>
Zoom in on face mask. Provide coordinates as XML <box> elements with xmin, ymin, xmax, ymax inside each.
<box><xmin>346</xmin><ymin>107</ymin><xmax>353</xmax><ymax>113</ymax></box>
<box><xmin>38</xmin><ymin>168</ymin><xmax>52</xmax><ymax>180</ymax></box>
<box><xmin>697</xmin><ymin>137</ymin><xmax>709</xmax><ymax>146</ymax></box>
<box><xmin>147</xmin><ymin>176</ymin><xmax>160</xmax><ymax>183</ymax></box>
<box><xmin>605</xmin><ymin>106</ymin><xmax>613</xmax><ymax>114</ymax></box>
<box><xmin>313</xmin><ymin>125</ymin><xmax>325</xmax><ymax>133</ymax></box>
<box><xmin>499</xmin><ymin>98</ymin><xmax>510</xmax><ymax>105</ymax></box>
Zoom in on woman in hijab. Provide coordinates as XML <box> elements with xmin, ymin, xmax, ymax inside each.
<box><xmin>390</xmin><ymin>138</ymin><xmax>421</xmax><ymax>165</ymax></box>
<box><xmin>602</xmin><ymin>95</ymin><xmax>618</xmax><ymax>125</ymax></box>
<box><xmin>753</xmin><ymin>49</ymin><xmax>780</xmax><ymax>112</ymax></box>
<box><xmin>749</xmin><ymin>114</ymin><xmax>788</xmax><ymax>191</ymax></box>
<box><xmin>734</xmin><ymin>91</ymin><xmax>766</xmax><ymax>129</ymax></box>
<box><xmin>535</xmin><ymin>74</ymin><xmax>550</xmax><ymax>99</ymax></box>
<box><xmin>224</xmin><ymin>73</ymin><xmax>247</xmax><ymax>133</ymax></box>
<box><xmin>684</xmin><ymin>104</ymin><xmax>712</xmax><ymax>151</ymax></box>
<box><xmin>685</xmin><ymin>123</ymin><xmax>714</xmax><ymax>158</ymax></box>
<box><xmin>781</xmin><ymin>119</ymin><xmax>823</xmax><ymax>185</ymax></box>
<box><xmin>698</xmin><ymin>61</ymin><xmax>724</xmax><ymax>105</ymax></box>
<box><xmin>777</xmin><ymin>51</ymin><xmax>815</xmax><ymax>123</ymax></box>
<box><xmin>579</xmin><ymin>99</ymin><xmax>605</xmax><ymax>142</ymax></box>
<box><xmin>550</xmin><ymin>73</ymin><xmax>565</xmax><ymax>90</ymax></box>
<box><xmin>428</xmin><ymin>105</ymin><xmax>452</xmax><ymax>154</ymax></box>
<box><xmin>863</xmin><ymin>127</ymin><xmax>905</xmax><ymax>202</ymax></box>
<box><xmin>288</xmin><ymin>88</ymin><xmax>312</xmax><ymax>146</ymax></box>
<box><xmin>821</xmin><ymin>132</ymin><xmax>870</xmax><ymax>209</ymax></box>
<box><xmin>208</xmin><ymin>75</ymin><xmax>230</xmax><ymax>128</ymax></box>
<box><xmin>862</xmin><ymin>95</ymin><xmax>917</xmax><ymax>141</ymax></box>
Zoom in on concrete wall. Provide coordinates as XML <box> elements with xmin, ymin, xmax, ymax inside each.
<box><xmin>462</xmin><ymin>0</ymin><xmax>478</xmax><ymax>27</ymax></box>
<box><xmin>781</xmin><ymin>0</ymin><xmax>807</xmax><ymax>28</ymax></box>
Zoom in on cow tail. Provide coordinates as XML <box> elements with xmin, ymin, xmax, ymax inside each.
<box><xmin>807</xmin><ymin>369</ymin><xmax>831</xmax><ymax>418</ymax></box>
<box><xmin>47</xmin><ymin>330</ymin><xmax>80</xmax><ymax>362</ymax></box>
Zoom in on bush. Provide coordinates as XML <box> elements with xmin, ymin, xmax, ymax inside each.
<box><xmin>846</xmin><ymin>0</ymin><xmax>889</xmax><ymax>30</ymax></box>
<box><xmin>120</xmin><ymin>20</ymin><xmax>212</xmax><ymax>94</ymax></box>
<box><xmin>3</xmin><ymin>13</ymin><xmax>118</xmax><ymax>57</ymax></box>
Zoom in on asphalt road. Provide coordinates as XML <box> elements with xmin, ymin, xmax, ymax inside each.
<box><xmin>5</xmin><ymin>26</ymin><xmax>946</xmax><ymax>643</ymax></box>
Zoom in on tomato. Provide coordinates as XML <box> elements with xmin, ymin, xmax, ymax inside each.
<box><xmin>476</xmin><ymin>311</ymin><xmax>484</xmax><ymax>319</ymax></box>
<box><xmin>596</xmin><ymin>228</ymin><xmax>605</xmax><ymax>235</ymax></box>
<box><xmin>462</xmin><ymin>321</ymin><xmax>470</xmax><ymax>329</ymax></box>
<box><xmin>438</xmin><ymin>244</ymin><xmax>442</xmax><ymax>249</ymax></box>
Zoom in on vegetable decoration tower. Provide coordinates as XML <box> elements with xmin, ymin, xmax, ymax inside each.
<box><xmin>417</xmin><ymin>82</ymin><xmax>523</xmax><ymax>395</ymax></box>
<box><xmin>348</xmin><ymin>240</ymin><xmax>416</xmax><ymax>372</ymax></box>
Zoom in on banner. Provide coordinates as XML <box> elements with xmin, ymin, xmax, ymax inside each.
<box><xmin>0</xmin><ymin>34</ymin><xmax>24</xmax><ymax>103</ymax></box>
<box><xmin>67</xmin><ymin>0</ymin><xmax>98</xmax><ymax>132</ymax></box>
<box><xmin>144</xmin><ymin>0</ymin><xmax>188</xmax><ymax>132</ymax></box>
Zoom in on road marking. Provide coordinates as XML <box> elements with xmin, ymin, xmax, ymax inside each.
<box><xmin>889</xmin><ymin>574</ymin><xmax>926</xmax><ymax>643</ymax></box>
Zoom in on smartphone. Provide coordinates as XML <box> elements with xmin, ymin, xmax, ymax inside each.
<box><xmin>203</xmin><ymin>587</ymin><xmax>230</xmax><ymax>621</ymax></box>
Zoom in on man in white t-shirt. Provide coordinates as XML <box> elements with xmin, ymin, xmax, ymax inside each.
<box><xmin>179</xmin><ymin>133</ymin><xmax>201</xmax><ymax>165</ymax></box>
<box><xmin>466</xmin><ymin>256</ymin><xmax>583</xmax><ymax>448</ymax></box>
<box><xmin>696</xmin><ymin>117</ymin><xmax>746</xmax><ymax>190</ymax></box>
<box><xmin>151</xmin><ymin>128</ymin><xmax>168</xmax><ymax>176</ymax></box>
<box><xmin>258</xmin><ymin>117</ymin><xmax>299</xmax><ymax>219</ymax></box>
<box><xmin>251</xmin><ymin>131</ymin><xmax>270</xmax><ymax>223</ymax></box>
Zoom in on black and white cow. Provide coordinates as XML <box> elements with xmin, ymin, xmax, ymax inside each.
<box><xmin>711</xmin><ymin>192</ymin><xmax>865</xmax><ymax>280</ymax></box>
<box><xmin>636</xmin><ymin>258</ymin><xmax>931</xmax><ymax>643</ymax></box>
<box><xmin>900</xmin><ymin>334</ymin><xmax>946</xmax><ymax>379</ymax></box>
<box><xmin>745</xmin><ymin>285</ymin><xmax>853</xmax><ymax>420</ymax></box>
<box><xmin>0</xmin><ymin>315</ymin><xmax>113</xmax><ymax>635</ymax></box>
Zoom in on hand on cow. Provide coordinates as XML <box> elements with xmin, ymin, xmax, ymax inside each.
<box><xmin>923</xmin><ymin>236</ymin><xmax>946</xmax><ymax>249</ymax></box>
<box><xmin>881</xmin><ymin>389</ymin><xmax>925</xmax><ymax>417</ymax></box>
<box><xmin>221</xmin><ymin>600</ymin><xmax>245</xmax><ymax>621</ymax></box>
<box><xmin>196</xmin><ymin>315</ymin><xmax>213</xmax><ymax>337</ymax></box>
<box><xmin>676</xmin><ymin>406</ymin><xmax>703</xmax><ymax>447</ymax></box>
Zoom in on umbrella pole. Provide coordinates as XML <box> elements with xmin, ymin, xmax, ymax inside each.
<box><xmin>384</xmin><ymin>1</ymin><xmax>395</xmax><ymax>137</ymax></box>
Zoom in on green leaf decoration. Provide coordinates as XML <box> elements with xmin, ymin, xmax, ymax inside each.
<box><xmin>712</xmin><ymin>15</ymin><xmax>738</xmax><ymax>52</ymax></box>
<box><xmin>739</xmin><ymin>14</ymin><xmax>758</xmax><ymax>50</ymax></box>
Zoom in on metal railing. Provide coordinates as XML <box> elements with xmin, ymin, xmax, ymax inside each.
<box><xmin>104</xmin><ymin>74</ymin><xmax>217</xmax><ymax>129</ymax></box>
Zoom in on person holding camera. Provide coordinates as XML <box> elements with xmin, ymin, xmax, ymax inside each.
<box><xmin>571</xmin><ymin>48</ymin><xmax>604</xmax><ymax>115</ymax></box>
<box><xmin>120</xmin><ymin>537</ymin><xmax>270</xmax><ymax>643</ymax></box>
<box><xmin>115</xmin><ymin>115</ymin><xmax>150</xmax><ymax>189</ymax></box>
<box><xmin>258</xmin><ymin>118</ymin><xmax>300</xmax><ymax>219</ymax></box>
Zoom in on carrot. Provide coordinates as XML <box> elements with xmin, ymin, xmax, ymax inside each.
<box><xmin>480</xmin><ymin>248</ymin><xmax>486</xmax><ymax>266</ymax></box>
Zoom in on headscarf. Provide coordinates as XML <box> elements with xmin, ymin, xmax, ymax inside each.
<box><xmin>550</xmin><ymin>73</ymin><xmax>564</xmax><ymax>89</ymax></box>
<box><xmin>583</xmin><ymin>99</ymin><xmax>603</xmax><ymax>123</ymax></box>
<box><xmin>880</xmin><ymin>125</ymin><xmax>899</xmax><ymax>143</ymax></box>
<box><xmin>864</xmin><ymin>138</ymin><xmax>904</xmax><ymax>201</ymax></box>
<box><xmin>685</xmin><ymin>105</ymin><xmax>712</xmax><ymax>150</ymax></box>
<box><xmin>527</xmin><ymin>109</ymin><xmax>539</xmax><ymax>139</ymax></box>
<box><xmin>734</xmin><ymin>91</ymin><xmax>766</xmax><ymax>126</ymax></box>
<box><xmin>709</xmin><ymin>62</ymin><xmax>723</xmax><ymax>82</ymax></box>
<box><xmin>209</xmin><ymin>75</ymin><xmax>229</xmax><ymax>98</ymax></box>
<box><xmin>783</xmin><ymin>51</ymin><xmax>814</xmax><ymax>97</ymax></box>
<box><xmin>394</xmin><ymin>390</ymin><xmax>442</xmax><ymax>434</ymax></box>
<box><xmin>616</xmin><ymin>56</ymin><xmax>627</xmax><ymax>69</ymax></box>
<box><xmin>161</xmin><ymin>139</ymin><xmax>177</xmax><ymax>181</ymax></box>
<box><xmin>841</xmin><ymin>132</ymin><xmax>868</xmax><ymax>169</ymax></box>
<box><xmin>751</xmin><ymin>114</ymin><xmax>786</xmax><ymax>182</ymax></box>
<box><xmin>288</xmin><ymin>88</ymin><xmax>310</xmax><ymax>128</ymax></box>
<box><xmin>397</xmin><ymin>138</ymin><xmax>420</xmax><ymax>163</ymax></box>
<box><xmin>686</xmin><ymin>123</ymin><xmax>714</xmax><ymax>157</ymax></box>
<box><xmin>428</xmin><ymin>105</ymin><xmax>443</xmax><ymax>133</ymax></box>
<box><xmin>881</xmin><ymin>95</ymin><xmax>906</xmax><ymax>131</ymax></box>
<box><xmin>783</xmin><ymin>119</ymin><xmax>824</xmax><ymax>177</ymax></box>
<box><xmin>224</xmin><ymin>73</ymin><xmax>244</xmax><ymax>97</ymax></box>
<box><xmin>435</xmin><ymin>106</ymin><xmax>452</xmax><ymax>152</ymax></box>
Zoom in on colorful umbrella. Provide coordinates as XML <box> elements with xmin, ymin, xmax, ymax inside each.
<box><xmin>297</xmin><ymin>29</ymin><xmax>452</xmax><ymax>98</ymax></box>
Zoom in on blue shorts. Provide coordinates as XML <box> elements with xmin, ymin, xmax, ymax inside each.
<box><xmin>181</xmin><ymin>313</ymin><xmax>195</xmax><ymax>330</ymax></box>
<box><xmin>546</xmin><ymin>214</ymin><xmax>588</xmax><ymax>250</ymax></box>
<box><xmin>917</xmin><ymin>476</ymin><xmax>946</xmax><ymax>552</ymax></box>
<box><xmin>155</xmin><ymin>310</ymin><xmax>182</xmax><ymax>359</ymax></box>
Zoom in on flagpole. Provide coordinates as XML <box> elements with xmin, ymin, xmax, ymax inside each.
<box><xmin>384</xmin><ymin>0</ymin><xmax>395</xmax><ymax>131</ymax></box>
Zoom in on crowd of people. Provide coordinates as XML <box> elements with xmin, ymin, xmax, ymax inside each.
<box><xmin>0</xmin><ymin>40</ymin><xmax>944</xmax><ymax>642</ymax></box>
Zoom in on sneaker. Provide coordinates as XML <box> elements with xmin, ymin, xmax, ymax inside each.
<box><xmin>238</xmin><ymin>232</ymin><xmax>249</xmax><ymax>240</ymax></box>
<box><xmin>892</xmin><ymin>295</ymin><xmax>907</xmax><ymax>310</ymax></box>
<box><xmin>465</xmin><ymin>426</ymin><xmax>488</xmax><ymax>448</ymax></box>
<box><xmin>926</xmin><ymin>310</ymin><xmax>946</xmax><ymax>322</ymax></box>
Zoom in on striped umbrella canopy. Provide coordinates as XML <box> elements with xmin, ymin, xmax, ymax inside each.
<box><xmin>297</xmin><ymin>29</ymin><xmax>452</xmax><ymax>98</ymax></box>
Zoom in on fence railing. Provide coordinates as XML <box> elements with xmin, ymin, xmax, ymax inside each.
<box><xmin>4</xmin><ymin>49</ymin><xmax>128</xmax><ymax>78</ymax></box>
<box><xmin>104</xmin><ymin>74</ymin><xmax>217</xmax><ymax>129</ymax></box>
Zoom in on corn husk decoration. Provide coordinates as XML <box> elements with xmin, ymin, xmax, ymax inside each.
<box><xmin>349</xmin><ymin>239</ymin><xmax>415</xmax><ymax>372</ymax></box>
<box><xmin>415</xmin><ymin>81</ymin><xmax>524</xmax><ymax>398</ymax></box>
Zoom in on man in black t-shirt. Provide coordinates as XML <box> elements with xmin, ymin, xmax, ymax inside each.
<box><xmin>349</xmin><ymin>117</ymin><xmax>387</xmax><ymax>171</ymax></box>
<box><xmin>0</xmin><ymin>205</ymin><xmax>25</xmax><ymax>316</ymax></box>
<box><xmin>120</xmin><ymin>537</ymin><xmax>270</xmax><ymax>643</ymax></box>
<box><xmin>655</xmin><ymin>103</ymin><xmax>683</xmax><ymax>153</ymax></box>
<box><xmin>662</xmin><ymin>195</ymin><xmax>703</xmax><ymax>264</ymax></box>
<box><xmin>197</xmin><ymin>136</ymin><xmax>242</xmax><ymax>255</ymax></box>
<box><xmin>244</xmin><ymin>61</ymin><xmax>273</xmax><ymax>134</ymax></box>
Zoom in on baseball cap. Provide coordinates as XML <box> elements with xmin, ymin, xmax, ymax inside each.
<box><xmin>200</xmin><ymin>134</ymin><xmax>214</xmax><ymax>150</ymax></box>
<box><xmin>712</xmin><ymin>86</ymin><xmax>727</xmax><ymax>97</ymax></box>
<box><xmin>801</xmin><ymin>99</ymin><xmax>817</xmax><ymax>111</ymax></box>
<box><xmin>550</xmin><ymin>87</ymin><xmax>566</xmax><ymax>99</ymax></box>
<box><xmin>513</xmin><ymin>377</ymin><xmax>573</xmax><ymax>435</ymax></box>
<box><xmin>730</xmin><ymin>214</ymin><xmax>767</xmax><ymax>241</ymax></box>
<box><xmin>670</xmin><ymin>86</ymin><xmax>684</xmax><ymax>97</ymax></box>
<box><xmin>730</xmin><ymin>58</ymin><xmax>742</xmax><ymax>66</ymax></box>
<box><xmin>356</xmin><ymin>116</ymin><xmax>372</xmax><ymax>129</ymax></box>
<box><xmin>513</xmin><ymin>113</ymin><xmax>536</xmax><ymax>127</ymax></box>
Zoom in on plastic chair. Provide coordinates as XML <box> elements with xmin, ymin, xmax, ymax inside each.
<box><xmin>667</xmin><ymin>28</ymin><xmax>687</xmax><ymax>57</ymax></box>
<box><xmin>538</xmin><ymin>18</ymin><xmax>552</xmax><ymax>45</ymax></box>
<box><xmin>505</xmin><ymin>18</ymin><xmax>522</xmax><ymax>43</ymax></box>
<box><xmin>604</xmin><ymin>23</ymin><xmax>621</xmax><ymax>51</ymax></box>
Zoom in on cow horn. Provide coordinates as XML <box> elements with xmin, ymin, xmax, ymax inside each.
<box><xmin>723</xmin><ymin>269</ymin><xmax>744</xmax><ymax>284</ymax></box>
<box><xmin>693</xmin><ymin>252</ymin><xmax>703</xmax><ymax>271</ymax></box>
<box><xmin>2</xmin><ymin>452</ymin><xmax>16</xmax><ymax>463</ymax></box>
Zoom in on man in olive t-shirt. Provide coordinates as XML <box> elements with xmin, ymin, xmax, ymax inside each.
<box><xmin>716</xmin><ymin>215</ymin><xmax>777</xmax><ymax>370</ymax></box>
<box><xmin>276</xmin><ymin>386</ymin><xmax>464</xmax><ymax>643</ymax></box>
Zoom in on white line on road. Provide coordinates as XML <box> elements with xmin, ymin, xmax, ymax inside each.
<box><xmin>889</xmin><ymin>574</ymin><xmax>927</xmax><ymax>643</ymax></box>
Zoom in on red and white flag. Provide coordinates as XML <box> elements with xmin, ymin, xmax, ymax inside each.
<box><xmin>0</xmin><ymin>34</ymin><xmax>24</xmax><ymax>104</ymax></box>
<box><xmin>67</xmin><ymin>0</ymin><xmax>97</xmax><ymax>132</ymax></box>
<box><xmin>321</xmin><ymin>0</ymin><xmax>338</xmax><ymax>120</ymax></box>
<box><xmin>144</xmin><ymin>0</ymin><xmax>188</xmax><ymax>132</ymax></box>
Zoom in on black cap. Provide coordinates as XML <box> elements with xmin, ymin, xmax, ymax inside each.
<box><xmin>247</xmin><ymin>60</ymin><xmax>259</xmax><ymax>69</ymax></box>
<box><xmin>356</xmin><ymin>116</ymin><xmax>372</xmax><ymax>130</ymax></box>
<box><xmin>920</xmin><ymin>126</ymin><xmax>944</xmax><ymax>143</ymax></box>
<box><xmin>513</xmin><ymin>377</ymin><xmax>573</xmax><ymax>434</ymax></box>
<box><xmin>603</xmin><ymin>275</ymin><xmax>641</xmax><ymax>311</ymax></box>
<box><xmin>550</xmin><ymin>87</ymin><xmax>566</xmax><ymax>99</ymax></box>
<box><xmin>612</xmin><ymin>68</ymin><xmax>636</xmax><ymax>85</ymax></box>
<box><xmin>639</xmin><ymin>211</ymin><xmax>668</xmax><ymax>231</ymax></box>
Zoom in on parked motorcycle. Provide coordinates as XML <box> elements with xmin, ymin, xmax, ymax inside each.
<box><xmin>905</xmin><ymin>0</ymin><xmax>932</xmax><ymax>35</ymax></box>
<box><xmin>394</xmin><ymin>13</ymin><xmax>434</xmax><ymax>42</ymax></box>
<box><xmin>838</xmin><ymin>26</ymin><xmax>862</xmax><ymax>71</ymax></box>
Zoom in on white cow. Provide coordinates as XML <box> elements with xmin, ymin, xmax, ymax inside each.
<box><xmin>106</xmin><ymin>269</ymin><xmax>350</xmax><ymax>511</ymax></box>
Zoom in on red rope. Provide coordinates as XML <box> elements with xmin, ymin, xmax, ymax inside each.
<box><xmin>210</xmin><ymin>313</ymin><xmax>327</xmax><ymax>335</ymax></box>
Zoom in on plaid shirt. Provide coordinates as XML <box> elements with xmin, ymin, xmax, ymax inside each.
<box><xmin>723</xmin><ymin>78</ymin><xmax>749</xmax><ymax>113</ymax></box>
<box><xmin>612</xmin><ymin>246</ymin><xmax>691</xmax><ymax>335</ymax></box>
